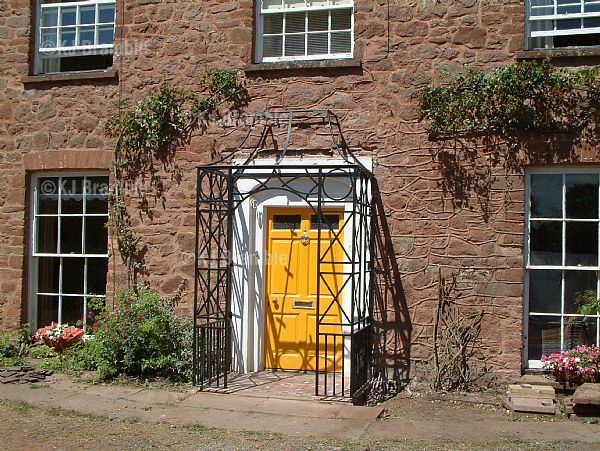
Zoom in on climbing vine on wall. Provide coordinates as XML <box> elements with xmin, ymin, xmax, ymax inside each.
<box><xmin>417</xmin><ymin>60</ymin><xmax>600</xmax><ymax>138</ymax></box>
<box><xmin>416</xmin><ymin>61</ymin><xmax>600</xmax><ymax>216</ymax></box>
<box><xmin>105</xmin><ymin>68</ymin><xmax>247</xmax><ymax>288</ymax></box>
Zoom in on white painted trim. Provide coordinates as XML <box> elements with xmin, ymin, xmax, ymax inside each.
<box><xmin>229</xmin><ymin>158</ymin><xmax>371</xmax><ymax>378</ymax></box>
<box><xmin>255</xmin><ymin>0</ymin><xmax>354</xmax><ymax>63</ymax></box>
<box><xmin>28</xmin><ymin>171</ymin><xmax>109</xmax><ymax>330</ymax></box>
<box><xmin>524</xmin><ymin>166</ymin><xmax>600</xmax><ymax>368</ymax></box>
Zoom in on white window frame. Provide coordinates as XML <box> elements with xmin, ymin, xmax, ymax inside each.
<box><xmin>526</xmin><ymin>0</ymin><xmax>600</xmax><ymax>49</ymax></box>
<box><xmin>525</xmin><ymin>166</ymin><xmax>600</xmax><ymax>369</ymax></box>
<box><xmin>34</xmin><ymin>0</ymin><xmax>116</xmax><ymax>74</ymax></box>
<box><xmin>255</xmin><ymin>0</ymin><xmax>354</xmax><ymax>63</ymax></box>
<box><xmin>28</xmin><ymin>172</ymin><xmax>110</xmax><ymax>330</ymax></box>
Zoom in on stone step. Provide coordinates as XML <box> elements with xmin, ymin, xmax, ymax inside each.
<box><xmin>573</xmin><ymin>383</ymin><xmax>600</xmax><ymax>406</ymax></box>
<box><xmin>507</xmin><ymin>384</ymin><xmax>555</xmax><ymax>399</ymax></box>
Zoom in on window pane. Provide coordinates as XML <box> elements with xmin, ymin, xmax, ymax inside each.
<box><xmin>60</xmin><ymin>216</ymin><xmax>82</xmax><ymax>253</ymax></box>
<box><xmin>331</xmin><ymin>31</ymin><xmax>351</xmax><ymax>53</ymax></box>
<box><xmin>85</xmin><ymin>217</ymin><xmax>108</xmax><ymax>254</ymax></box>
<box><xmin>528</xmin><ymin>316</ymin><xmax>562</xmax><ymax>360</ymax></box>
<box><xmin>60</xmin><ymin>27</ymin><xmax>76</xmax><ymax>47</ymax></box>
<box><xmin>584</xmin><ymin>18</ymin><xmax>600</xmax><ymax>27</ymax></box>
<box><xmin>61</xmin><ymin>7</ymin><xmax>76</xmax><ymax>26</ymax></box>
<box><xmin>37</xmin><ymin>216</ymin><xmax>58</xmax><ymax>253</ymax></box>
<box><xmin>564</xmin><ymin>316</ymin><xmax>597</xmax><ymax>350</ymax></box>
<box><xmin>40</xmin><ymin>28</ymin><xmax>58</xmax><ymax>48</ymax></box>
<box><xmin>38</xmin><ymin>177</ymin><xmax>58</xmax><ymax>214</ymax></box>
<box><xmin>62</xmin><ymin>257</ymin><xmax>84</xmax><ymax>294</ymax></box>
<box><xmin>79</xmin><ymin>6</ymin><xmax>95</xmax><ymax>25</ymax></box>
<box><xmin>308</xmin><ymin>11</ymin><xmax>328</xmax><ymax>32</ymax></box>
<box><xmin>530</xmin><ymin>174</ymin><xmax>562</xmax><ymax>218</ymax></box>
<box><xmin>284</xmin><ymin>0</ymin><xmax>306</xmax><ymax>8</ymax></box>
<box><xmin>531</xmin><ymin>6</ymin><xmax>554</xmax><ymax>15</ymax></box>
<box><xmin>310</xmin><ymin>214</ymin><xmax>340</xmax><ymax>230</ymax></box>
<box><xmin>285</xmin><ymin>12</ymin><xmax>305</xmax><ymax>33</ymax></box>
<box><xmin>585</xmin><ymin>2</ymin><xmax>600</xmax><ymax>13</ymax></box>
<box><xmin>557</xmin><ymin>4</ymin><xmax>580</xmax><ymax>13</ymax></box>
<box><xmin>79</xmin><ymin>26</ymin><xmax>95</xmax><ymax>46</ymax></box>
<box><xmin>61</xmin><ymin>296</ymin><xmax>84</xmax><ymax>326</ymax></box>
<box><xmin>37</xmin><ymin>295</ymin><xmax>58</xmax><ymax>327</ymax></box>
<box><xmin>42</xmin><ymin>8</ymin><xmax>58</xmax><ymax>27</ymax></box>
<box><xmin>557</xmin><ymin>18</ymin><xmax>581</xmax><ymax>30</ymax></box>
<box><xmin>87</xmin><ymin>257</ymin><xmax>108</xmax><ymax>295</ymax></box>
<box><xmin>263</xmin><ymin>35</ymin><xmax>283</xmax><ymax>57</ymax></box>
<box><xmin>263</xmin><ymin>0</ymin><xmax>283</xmax><ymax>10</ymax></box>
<box><xmin>98</xmin><ymin>4</ymin><xmax>115</xmax><ymax>23</ymax></box>
<box><xmin>273</xmin><ymin>214</ymin><xmax>301</xmax><ymax>229</ymax></box>
<box><xmin>529</xmin><ymin>269</ymin><xmax>562</xmax><ymax>313</ymax></box>
<box><xmin>565</xmin><ymin>221</ymin><xmax>598</xmax><ymax>266</ymax></box>
<box><xmin>566</xmin><ymin>174</ymin><xmax>599</xmax><ymax>219</ymax></box>
<box><xmin>307</xmin><ymin>33</ymin><xmax>328</xmax><ymax>55</ymax></box>
<box><xmin>85</xmin><ymin>176</ymin><xmax>109</xmax><ymax>214</ymax></box>
<box><xmin>98</xmin><ymin>25</ymin><xmax>115</xmax><ymax>45</ymax></box>
<box><xmin>531</xmin><ymin>0</ymin><xmax>553</xmax><ymax>6</ymax></box>
<box><xmin>38</xmin><ymin>257</ymin><xmax>60</xmax><ymax>294</ymax></box>
<box><xmin>61</xmin><ymin>177</ymin><xmax>83</xmax><ymax>214</ymax></box>
<box><xmin>530</xmin><ymin>220</ymin><xmax>562</xmax><ymax>265</ymax></box>
<box><xmin>264</xmin><ymin>14</ymin><xmax>283</xmax><ymax>34</ymax></box>
<box><xmin>331</xmin><ymin>8</ymin><xmax>352</xmax><ymax>30</ymax></box>
<box><xmin>285</xmin><ymin>34</ymin><xmax>305</xmax><ymax>56</ymax></box>
<box><xmin>564</xmin><ymin>270</ymin><xmax>597</xmax><ymax>313</ymax></box>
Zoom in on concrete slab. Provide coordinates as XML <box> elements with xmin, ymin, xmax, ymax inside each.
<box><xmin>124</xmin><ymin>388</ymin><xmax>191</xmax><ymax>405</ymax></box>
<box><xmin>179</xmin><ymin>392</ymin><xmax>264</xmax><ymax>411</ymax></box>
<box><xmin>251</xmin><ymin>396</ymin><xmax>341</xmax><ymax>418</ymax></box>
<box><xmin>71</xmin><ymin>383</ymin><xmax>147</xmax><ymax>400</ymax></box>
<box><xmin>335</xmin><ymin>404</ymin><xmax>384</xmax><ymax>421</ymax></box>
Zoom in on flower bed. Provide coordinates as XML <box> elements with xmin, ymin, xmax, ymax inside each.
<box><xmin>35</xmin><ymin>323</ymin><xmax>84</xmax><ymax>352</ymax></box>
<box><xmin>542</xmin><ymin>345</ymin><xmax>600</xmax><ymax>384</ymax></box>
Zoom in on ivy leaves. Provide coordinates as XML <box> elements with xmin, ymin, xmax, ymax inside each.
<box><xmin>417</xmin><ymin>60</ymin><xmax>600</xmax><ymax>138</ymax></box>
<box><xmin>106</xmin><ymin>68</ymin><xmax>245</xmax><ymax>168</ymax></box>
<box><xmin>104</xmin><ymin>68</ymin><xmax>246</xmax><ymax>288</ymax></box>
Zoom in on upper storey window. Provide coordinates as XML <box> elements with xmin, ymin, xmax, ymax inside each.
<box><xmin>35</xmin><ymin>0</ymin><xmax>116</xmax><ymax>74</ymax></box>
<box><xmin>527</xmin><ymin>0</ymin><xmax>600</xmax><ymax>49</ymax></box>
<box><xmin>256</xmin><ymin>0</ymin><xmax>354</xmax><ymax>63</ymax></box>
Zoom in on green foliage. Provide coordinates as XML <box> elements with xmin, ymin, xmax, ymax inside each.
<box><xmin>576</xmin><ymin>289</ymin><xmax>600</xmax><ymax>315</ymax></box>
<box><xmin>28</xmin><ymin>344</ymin><xmax>59</xmax><ymax>359</ymax></box>
<box><xmin>0</xmin><ymin>328</ymin><xmax>28</xmax><ymax>367</ymax></box>
<box><xmin>104</xmin><ymin>68</ymin><xmax>245</xmax><ymax>285</ymax></box>
<box><xmin>74</xmin><ymin>288</ymin><xmax>193</xmax><ymax>382</ymax></box>
<box><xmin>417</xmin><ymin>61</ymin><xmax>600</xmax><ymax>137</ymax></box>
<box><xmin>105</xmin><ymin>68</ymin><xmax>244</xmax><ymax>167</ymax></box>
<box><xmin>105</xmin><ymin>82</ymin><xmax>193</xmax><ymax>167</ymax></box>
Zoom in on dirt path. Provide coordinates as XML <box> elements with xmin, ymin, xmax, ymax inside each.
<box><xmin>0</xmin><ymin>398</ymin><xmax>596</xmax><ymax>451</ymax></box>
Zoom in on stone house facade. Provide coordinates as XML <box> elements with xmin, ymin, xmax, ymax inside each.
<box><xmin>1</xmin><ymin>0</ymin><xmax>600</xmax><ymax>389</ymax></box>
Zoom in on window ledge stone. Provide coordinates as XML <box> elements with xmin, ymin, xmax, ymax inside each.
<box><xmin>21</xmin><ymin>68</ymin><xmax>118</xmax><ymax>84</ymax></box>
<box><xmin>516</xmin><ymin>47</ymin><xmax>600</xmax><ymax>60</ymax></box>
<box><xmin>244</xmin><ymin>58</ymin><xmax>362</xmax><ymax>73</ymax></box>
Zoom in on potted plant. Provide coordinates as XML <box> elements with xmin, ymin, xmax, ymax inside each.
<box><xmin>35</xmin><ymin>323</ymin><xmax>84</xmax><ymax>352</ymax></box>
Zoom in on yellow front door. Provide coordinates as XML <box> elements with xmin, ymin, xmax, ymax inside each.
<box><xmin>264</xmin><ymin>208</ymin><xmax>344</xmax><ymax>371</ymax></box>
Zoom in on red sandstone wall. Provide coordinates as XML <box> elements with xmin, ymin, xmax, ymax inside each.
<box><xmin>2</xmin><ymin>0</ymin><xmax>596</xmax><ymax>377</ymax></box>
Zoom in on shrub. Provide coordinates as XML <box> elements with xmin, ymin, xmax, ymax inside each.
<box><xmin>79</xmin><ymin>287</ymin><xmax>192</xmax><ymax>382</ymax></box>
<box><xmin>0</xmin><ymin>332</ymin><xmax>23</xmax><ymax>367</ymax></box>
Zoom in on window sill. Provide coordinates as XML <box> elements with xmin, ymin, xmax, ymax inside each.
<box><xmin>244</xmin><ymin>58</ymin><xmax>362</xmax><ymax>74</ymax></box>
<box><xmin>21</xmin><ymin>68</ymin><xmax>118</xmax><ymax>84</ymax></box>
<box><xmin>516</xmin><ymin>47</ymin><xmax>600</xmax><ymax>60</ymax></box>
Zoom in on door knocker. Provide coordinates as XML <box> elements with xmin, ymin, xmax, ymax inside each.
<box><xmin>300</xmin><ymin>229</ymin><xmax>310</xmax><ymax>246</ymax></box>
